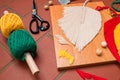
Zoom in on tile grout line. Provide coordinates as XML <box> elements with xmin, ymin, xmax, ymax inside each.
<box><xmin>0</xmin><ymin>1</ymin><xmax>66</xmax><ymax>79</ymax></box>
<box><xmin>0</xmin><ymin>59</ymin><xmax>15</xmax><ymax>74</ymax></box>
<box><xmin>47</xmin><ymin>33</ymin><xmax>53</xmax><ymax>40</ymax></box>
<box><xmin>5</xmin><ymin>0</ymin><xmax>16</xmax><ymax>6</ymax></box>
<box><xmin>54</xmin><ymin>70</ymin><xmax>66</xmax><ymax>80</ymax></box>
<box><xmin>0</xmin><ymin>42</ymin><xmax>8</xmax><ymax>51</ymax></box>
<box><xmin>0</xmin><ymin>39</ymin><xmax>14</xmax><ymax>58</ymax></box>
<box><xmin>0</xmin><ymin>0</ymin><xmax>49</xmax><ymax>18</ymax></box>
<box><xmin>34</xmin><ymin>1</ymin><xmax>66</xmax><ymax>80</ymax></box>
<box><xmin>36</xmin><ymin>33</ymin><xmax>48</xmax><ymax>42</ymax></box>
<box><xmin>5</xmin><ymin>0</ymin><xmax>51</xmax><ymax>42</ymax></box>
<box><xmin>46</xmin><ymin>30</ymin><xmax>67</xmax><ymax>80</ymax></box>
<box><xmin>36</xmin><ymin>29</ymin><xmax>52</xmax><ymax>42</ymax></box>
<box><xmin>22</xmin><ymin>0</ymin><xmax>49</xmax><ymax>18</ymax></box>
<box><xmin>0</xmin><ymin>5</ymin><xmax>7</xmax><ymax>9</ymax></box>
<box><xmin>46</xmin><ymin>29</ymin><xmax>54</xmax><ymax>40</ymax></box>
<box><xmin>6</xmin><ymin>6</ymin><xmax>23</xmax><ymax>18</ymax></box>
<box><xmin>0</xmin><ymin>5</ymin><xmax>23</xmax><ymax>21</ymax></box>
<box><xmin>0</xmin><ymin>0</ymin><xmax>21</xmax><ymax>16</ymax></box>
<box><xmin>0</xmin><ymin>0</ymin><xmax>15</xmax><ymax>9</ymax></box>
<box><xmin>0</xmin><ymin>6</ymin><xmax>14</xmax><ymax>15</ymax></box>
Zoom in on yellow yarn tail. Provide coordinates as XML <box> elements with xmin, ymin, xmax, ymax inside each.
<box><xmin>58</xmin><ymin>50</ymin><xmax>74</xmax><ymax>64</ymax></box>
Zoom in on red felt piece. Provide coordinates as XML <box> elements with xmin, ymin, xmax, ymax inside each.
<box><xmin>76</xmin><ymin>69</ymin><xmax>106</xmax><ymax>80</ymax></box>
<box><xmin>96</xmin><ymin>6</ymin><xmax>120</xmax><ymax>63</ymax></box>
<box><xmin>104</xmin><ymin>16</ymin><xmax>120</xmax><ymax>63</ymax></box>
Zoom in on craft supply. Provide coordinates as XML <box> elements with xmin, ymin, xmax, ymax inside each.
<box><xmin>44</xmin><ymin>0</ymin><xmax>53</xmax><ymax>10</ymax></box>
<box><xmin>111</xmin><ymin>0</ymin><xmax>120</xmax><ymax>12</ymax></box>
<box><xmin>0</xmin><ymin>11</ymin><xmax>39</xmax><ymax>75</ymax></box>
<box><xmin>8</xmin><ymin>30</ymin><xmax>36</xmax><ymax>61</ymax></box>
<box><xmin>30</xmin><ymin>0</ymin><xmax>50</xmax><ymax>34</ymax></box>
<box><xmin>83</xmin><ymin>0</ymin><xmax>90</xmax><ymax>6</ymax></box>
<box><xmin>96</xmin><ymin>49</ymin><xmax>102</xmax><ymax>56</ymax></box>
<box><xmin>114</xmin><ymin>23</ymin><xmax>120</xmax><ymax>55</ymax></box>
<box><xmin>50</xmin><ymin>1</ymin><xmax>116</xmax><ymax>70</ymax></box>
<box><xmin>107</xmin><ymin>9</ymin><xmax>115</xmax><ymax>17</ymax></box>
<box><xmin>8</xmin><ymin>30</ymin><xmax>39</xmax><ymax>75</ymax></box>
<box><xmin>0</xmin><ymin>13</ymin><xmax>24</xmax><ymax>38</ymax></box>
<box><xmin>58</xmin><ymin>2</ymin><xmax>102</xmax><ymax>51</ymax></box>
<box><xmin>76</xmin><ymin>69</ymin><xmax>107</xmax><ymax>80</ymax></box>
<box><xmin>44</xmin><ymin>5</ymin><xmax>49</xmax><ymax>10</ymax></box>
<box><xmin>3</xmin><ymin>10</ymin><xmax>9</xmax><ymax>14</ymax></box>
<box><xmin>58</xmin><ymin>50</ymin><xmax>74</xmax><ymax>64</ymax></box>
<box><xmin>55</xmin><ymin>35</ymin><xmax>69</xmax><ymax>45</ymax></box>
<box><xmin>101</xmin><ymin>6</ymin><xmax>120</xmax><ymax>63</ymax></box>
<box><xmin>101</xmin><ymin>41</ymin><xmax>107</xmax><ymax>48</ymax></box>
<box><xmin>58</xmin><ymin>0</ymin><xmax>70</xmax><ymax>5</ymax></box>
<box><xmin>81</xmin><ymin>0</ymin><xmax>90</xmax><ymax>23</ymax></box>
<box><xmin>48</xmin><ymin>0</ymin><xmax>53</xmax><ymax>5</ymax></box>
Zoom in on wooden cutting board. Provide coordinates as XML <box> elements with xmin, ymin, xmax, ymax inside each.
<box><xmin>50</xmin><ymin>1</ymin><xmax>116</xmax><ymax>70</ymax></box>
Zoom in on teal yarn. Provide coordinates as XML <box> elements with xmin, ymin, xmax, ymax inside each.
<box><xmin>8</xmin><ymin>30</ymin><xmax>36</xmax><ymax>61</ymax></box>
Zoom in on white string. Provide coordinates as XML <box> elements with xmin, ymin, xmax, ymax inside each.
<box><xmin>55</xmin><ymin>35</ymin><xmax>69</xmax><ymax>45</ymax></box>
<box><xmin>80</xmin><ymin>0</ymin><xmax>90</xmax><ymax>23</ymax></box>
<box><xmin>83</xmin><ymin>0</ymin><xmax>90</xmax><ymax>7</ymax></box>
<box><xmin>58</xmin><ymin>0</ymin><xmax>102</xmax><ymax>51</ymax></box>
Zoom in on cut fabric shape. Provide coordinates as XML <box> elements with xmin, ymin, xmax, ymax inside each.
<box><xmin>76</xmin><ymin>69</ymin><xmax>107</xmax><ymax>80</ymax></box>
<box><xmin>58</xmin><ymin>6</ymin><xmax>102</xmax><ymax>51</ymax></box>
<box><xmin>114</xmin><ymin>23</ymin><xmax>120</xmax><ymax>56</ymax></box>
<box><xmin>101</xmin><ymin>6</ymin><xmax>120</xmax><ymax>63</ymax></box>
<box><xmin>104</xmin><ymin>16</ymin><xmax>120</xmax><ymax>63</ymax></box>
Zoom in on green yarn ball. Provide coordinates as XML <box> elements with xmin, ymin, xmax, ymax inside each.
<box><xmin>8</xmin><ymin>30</ymin><xmax>36</xmax><ymax>61</ymax></box>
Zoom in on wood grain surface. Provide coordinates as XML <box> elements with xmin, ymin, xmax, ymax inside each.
<box><xmin>50</xmin><ymin>1</ymin><xmax>116</xmax><ymax>70</ymax></box>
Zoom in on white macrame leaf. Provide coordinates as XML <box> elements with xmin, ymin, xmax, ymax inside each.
<box><xmin>58</xmin><ymin>6</ymin><xmax>102</xmax><ymax>51</ymax></box>
<box><xmin>55</xmin><ymin>35</ymin><xmax>69</xmax><ymax>45</ymax></box>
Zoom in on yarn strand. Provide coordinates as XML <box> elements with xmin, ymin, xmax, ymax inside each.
<box><xmin>0</xmin><ymin>11</ymin><xmax>39</xmax><ymax>75</ymax></box>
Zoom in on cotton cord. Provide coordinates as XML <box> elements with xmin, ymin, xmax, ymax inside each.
<box><xmin>0</xmin><ymin>13</ymin><xmax>24</xmax><ymax>38</ymax></box>
<box><xmin>8</xmin><ymin>30</ymin><xmax>36</xmax><ymax>61</ymax></box>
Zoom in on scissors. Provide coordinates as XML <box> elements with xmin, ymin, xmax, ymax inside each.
<box><xmin>111</xmin><ymin>0</ymin><xmax>120</xmax><ymax>12</ymax></box>
<box><xmin>29</xmin><ymin>0</ymin><xmax>50</xmax><ymax>34</ymax></box>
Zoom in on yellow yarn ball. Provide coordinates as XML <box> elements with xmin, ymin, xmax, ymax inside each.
<box><xmin>0</xmin><ymin>13</ymin><xmax>24</xmax><ymax>38</ymax></box>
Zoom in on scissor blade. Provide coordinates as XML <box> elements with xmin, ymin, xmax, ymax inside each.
<box><xmin>32</xmin><ymin>0</ymin><xmax>36</xmax><ymax>9</ymax></box>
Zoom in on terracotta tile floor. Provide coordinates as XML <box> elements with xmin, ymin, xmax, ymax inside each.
<box><xmin>1</xmin><ymin>0</ymin><xmax>120</xmax><ymax>80</ymax></box>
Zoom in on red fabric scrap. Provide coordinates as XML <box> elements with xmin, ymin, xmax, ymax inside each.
<box><xmin>96</xmin><ymin>6</ymin><xmax>120</xmax><ymax>63</ymax></box>
<box><xmin>104</xmin><ymin>16</ymin><xmax>120</xmax><ymax>63</ymax></box>
<box><xmin>76</xmin><ymin>69</ymin><xmax>107</xmax><ymax>80</ymax></box>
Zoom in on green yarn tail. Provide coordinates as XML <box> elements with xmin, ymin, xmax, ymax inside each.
<box><xmin>8</xmin><ymin>29</ymin><xmax>36</xmax><ymax>61</ymax></box>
